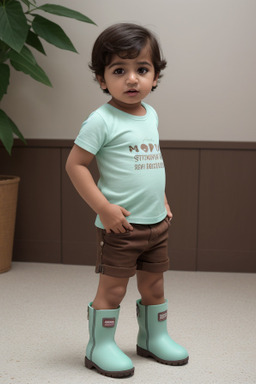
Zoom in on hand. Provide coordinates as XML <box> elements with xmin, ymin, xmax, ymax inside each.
<box><xmin>98</xmin><ymin>204</ymin><xmax>134</xmax><ymax>234</ymax></box>
<box><xmin>165</xmin><ymin>201</ymin><xmax>173</xmax><ymax>222</ymax></box>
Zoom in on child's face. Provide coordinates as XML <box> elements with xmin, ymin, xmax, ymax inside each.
<box><xmin>97</xmin><ymin>45</ymin><xmax>158</xmax><ymax>114</ymax></box>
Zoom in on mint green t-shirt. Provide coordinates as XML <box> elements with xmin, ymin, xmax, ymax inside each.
<box><xmin>74</xmin><ymin>102</ymin><xmax>167</xmax><ymax>228</ymax></box>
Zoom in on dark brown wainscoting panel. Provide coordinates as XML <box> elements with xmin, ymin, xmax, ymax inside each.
<box><xmin>0</xmin><ymin>146</ymin><xmax>61</xmax><ymax>263</ymax></box>
<box><xmin>1</xmin><ymin>139</ymin><xmax>256</xmax><ymax>272</ymax></box>
<box><xmin>162</xmin><ymin>148</ymin><xmax>199</xmax><ymax>271</ymax></box>
<box><xmin>197</xmin><ymin>149</ymin><xmax>256</xmax><ymax>272</ymax></box>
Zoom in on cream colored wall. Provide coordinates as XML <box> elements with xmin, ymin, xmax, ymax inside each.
<box><xmin>2</xmin><ymin>0</ymin><xmax>256</xmax><ymax>141</ymax></box>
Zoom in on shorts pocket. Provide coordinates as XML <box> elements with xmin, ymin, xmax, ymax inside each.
<box><xmin>102</xmin><ymin>230</ymin><xmax>132</xmax><ymax>250</ymax></box>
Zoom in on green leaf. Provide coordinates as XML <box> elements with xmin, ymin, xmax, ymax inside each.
<box><xmin>9</xmin><ymin>45</ymin><xmax>52</xmax><ymax>87</ymax></box>
<box><xmin>0</xmin><ymin>109</ymin><xmax>26</xmax><ymax>154</ymax></box>
<box><xmin>10</xmin><ymin>117</ymin><xmax>27</xmax><ymax>144</ymax></box>
<box><xmin>0</xmin><ymin>0</ymin><xmax>29</xmax><ymax>52</ymax></box>
<box><xmin>32</xmin><ymin>15</ymin><xmax>77</xmax><ymax>52</ymax></box>
<box><xmin>26</xmin><ymin>30</ymin><xmax>46</xmax><ymax>55</ymax></box>
<box><xmin>36</xmin><ymin>4</ymin><xmax>96</xmax><ymax>25</ymax></box>
<box><xmin>21</xmin><ymin>0</ymin><xmax>36</xmax><ymax>8</ymax></box>
<box><xmin>0</xmin><ymin>63</ymin><xmax>10</xmax><ymax>100</ymax></box>
<box><xmin>0</xmin><ymin>109</ymin><xmax>14</xmax><ymax>154</ymax></box>
<box><xmin>0</xmin><ymin>40</ymin><xmax>10</xmax><ymax>63</ymax></box>
<box><xmin>10</xmin><ymin>44</ymin><xmax>36</xmax><ymax>65</ymax></box>
<box><xmin>20</xmin><ymin>0</ymin><xmax>30</xmax><ymax>7</ymax></box>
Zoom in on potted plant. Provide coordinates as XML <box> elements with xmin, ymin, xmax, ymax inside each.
<box><xmin>0</xmin><ymin>0</ymin><xmax>95</xmax><ymax>272</ymax></box>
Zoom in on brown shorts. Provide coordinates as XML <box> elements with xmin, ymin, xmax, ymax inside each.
<box><xmin>95</xmin><ymin>217</ymin><xmax>170</xmax><ymax>278</ymax></box>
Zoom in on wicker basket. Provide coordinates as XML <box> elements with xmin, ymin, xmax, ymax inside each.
<box><xmin>0</xmin><ymin>176</ymin><xmax>20</xmax><ymax>273</ymax></box>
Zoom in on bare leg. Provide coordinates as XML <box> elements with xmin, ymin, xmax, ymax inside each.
<box><xmin>136</xmin><ymin>270</ymin><xmax>165</xmax><ymax>305</ymax></box>
<box><xmin>92</xmin><ymin>274</ymin><xmax>130</xmax><ymax>310</ymax></box>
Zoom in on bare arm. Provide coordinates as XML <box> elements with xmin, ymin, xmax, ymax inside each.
<box><xmin>65</xmin><ymin>145</ymin><xmax>133</xmax><ymax>233</ymax></box>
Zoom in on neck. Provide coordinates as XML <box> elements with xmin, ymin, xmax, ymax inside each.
<box><xmin>108</xmin><ymin>99</ymin><xmax>146</xmax><ymax>116</ymax></box>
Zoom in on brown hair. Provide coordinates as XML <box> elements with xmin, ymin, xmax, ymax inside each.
<box><xmin>89</xmin><ymin>23</ymin><xmax>167</xmax><ymax>93</ymax></box>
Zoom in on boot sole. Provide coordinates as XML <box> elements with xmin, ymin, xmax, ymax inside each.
<box><xmin>85</xmin><ymin>357</ymin><xmax>135</xmax><ymax>378</ymax></box>
<box><xmin>137</xmin><ymin>345</ymin><xmax>189</xmax><ymax>366</ymax></box>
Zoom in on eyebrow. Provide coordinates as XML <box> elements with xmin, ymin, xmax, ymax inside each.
<box><xmin>108</xmin><ymin>61</ymin><xmax>153</xmax><ymax>69</ymax></box>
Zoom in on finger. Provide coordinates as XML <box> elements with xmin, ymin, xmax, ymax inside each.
<box><xmin>122</xmin><ymin>219</ymin><xmax>133</xmax><ymax>231</ymax></box>
<box><xmin>127</xmin><ymin>223</ymin><xmax>133</xmax><ymax>231</ymax></box>
<box><xmin>120</xmin><ymin>207</ymin><xmax>131</xmax><ymax>217</ymax></box>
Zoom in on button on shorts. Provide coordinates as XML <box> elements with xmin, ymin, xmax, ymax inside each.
<box><xmin>95</xmin><ymin>217</ymin><xmax>170</xmax><ymax>278</ymax></box>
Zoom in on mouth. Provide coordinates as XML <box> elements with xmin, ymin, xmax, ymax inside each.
<box><xmin>126</xmin><ymin>89</ymin><xmax>139</xmax><ymax>95</ymax></box>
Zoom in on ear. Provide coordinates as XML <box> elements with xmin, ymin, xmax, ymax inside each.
<box><xmin>153</xmin><ymin>72</ymin><xmax>159</xmax><ymax>87</ymax></box>
<box><xmin>96</xmin><ymin>75</ymin><xmax>107</xmax><ymax>90</ymax></box>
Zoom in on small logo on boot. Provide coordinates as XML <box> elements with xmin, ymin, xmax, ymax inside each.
<box><xmin>158</xmin><ymin>310</ymin><xmax>167</xmax><ymax>322</ymax></box>
<box><xmin>102</xmin><ymin>318</ymin><xmax>115</xmax><ymax>327</ymax></box>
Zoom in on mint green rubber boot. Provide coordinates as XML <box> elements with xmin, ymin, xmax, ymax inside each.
<box><xmin>136</xmin><ymin>299</ymin><xmax>189</xmax><ymax>365</ymax></box>
<box><xmin>85</xmin><ymin>303</ymin><xmax>134</xmax><ymax>378</ymax></box>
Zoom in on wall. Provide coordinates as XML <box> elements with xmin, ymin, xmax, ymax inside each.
<box><xmin>1</xmin><ymin>140</ymin><xmax>256</xmax><ymax>272</ymax></box>
<box><xmin>1</xmin><ymin>0</ymin><xmax>256</xmax><ymax>142</ymax></box>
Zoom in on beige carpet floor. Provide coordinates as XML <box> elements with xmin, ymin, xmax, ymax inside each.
<box><xmin>0</xmin><ymin>262</ymin><xmax>256</xmax><ymax>384</ymax></box>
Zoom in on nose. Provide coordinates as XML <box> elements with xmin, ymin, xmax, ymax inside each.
<box><xmin>126</xmin><ymin>71</ymin><xmax>138</xmax><ymax>84</ymax></box>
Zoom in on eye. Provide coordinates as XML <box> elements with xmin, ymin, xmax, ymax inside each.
<box><xmin>138</xmin><ymin>67</ymin><xmax>149</xmax><ymax>75</ymax></box>
<box><xmin>113</xmin><ymin>68</ymin><xmax>124</xmax><ymax>75</ymax></box>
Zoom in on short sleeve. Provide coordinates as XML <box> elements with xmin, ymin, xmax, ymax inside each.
<box><xmin>74</xmin><ymin>112</ymin><xmax>107</xmax><ymax>155</ymax></box>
